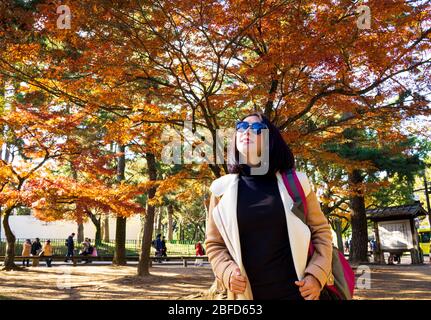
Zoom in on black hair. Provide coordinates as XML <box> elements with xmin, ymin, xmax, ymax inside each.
<box><xmin>227</xmin><ymin>111</ymin><xmax>295</xmax><ymax>175</ymax></box>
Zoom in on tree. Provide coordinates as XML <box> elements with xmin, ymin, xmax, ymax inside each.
<box><xmin>324</xmin><ymin>131</ymin><xmax>425</xmax><ymax>263</ymax></box>
<box><xmin>0</xmin><ymin>83</ymin><xmax>80</xmax><ymax>270</ymax></box>
<box><xmin>1</xmin><ymin>0</ymin><xmax>429</xmax><ymax>273</ymax></box>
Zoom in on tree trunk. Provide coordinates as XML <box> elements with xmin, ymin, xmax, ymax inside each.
<box><xmin>113</xmin><ymin>144</ymin><xmax>127</xmax><ymax>265</ymax></box>
<box><xmin>138</xmin><ymin>214</ymin><xmax>145</xmax><ymax>248</ymax></box>
<box><xmin>2</xmin><ymin>207</ymin><xmax>20</xmax><ymax>271</ymax></box>
<box><xmin>264</xmin><ymin>77</ymin><xmax>279</xmax><ymax>118</ymax></box>
<box><xmin>87</xmin><ymin>210</ymin><xmax>101</xmax><ymax>245</ymax></box>
<box><xmin>101</xmin><ymin>214</ymin><xmax>110</xmax><ymax>242</ymax></box>
<box><xmin>349</xmin><ymin>169</ymin><xmax>369</xmax><ymax>264</ymax></box>
<box><xmin>334</xmin><ymin>218</ymin><xmax>344</xmax><ymax>252</ymax></box>
<box><xmin>192</xmin><ymin>223</ymin><xmax>198</xmax><ymax>242</ymax></box>
<box><xmin>137</xmin><ymin>152</ymin><xmax>158</xmax><ymax>276</ymax></box>
<box><xmin>77</xmin><ymin>223</ymin><xmax>84</xmax><ymax>244</ymax></box>
<box><xmin>4</xmin><ymin>143</ymin><xmax>10</xmax><ymax>163</ymax></box>
<box><xmin>197</xmin><ymin>224</ymin><xmax>205</xmax><ymax>241</ymax></box>
<box><xmin>113</xmin><ymin>217</ymin><xmax>127</xmax><ymax>265</ymax></box>
<box><xmin>153</xmin><ymin>207</ymin><xmax>159</xmax><ymax>235</ymax></box>
<box><xmin>168</xmin><ymin>204</ymin><xmax>174</xmax><ymax>241</ymax></box>
<box><xmin>70</xmin><ymin>162</ymin><xmax>85</xmax><ymax>244</ymax></box>
<box><xmin>157</xmin><ymin>207</ymin><xmax>162</xmax><ymax>236</ymax></box>
<box><xmin>180</xmin><ymin>223</ymin><xmax>184</xmax><ymax>241</ymax></box>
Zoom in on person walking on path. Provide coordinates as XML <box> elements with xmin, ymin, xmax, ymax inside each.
<box><xmin>65</xmin><ymin>233</ymin><xmax>75</xmax><ymax>262</ymax></box>
<box><xmin>31</xmin><ymin>238</ymin><xmax>42</xmax><ymax>267</ymax></box>
<box><xmin>21</xmin><ymin>239</ymin><xmax>32</xmax><ymax>267</ymax></box>
<box><xmin>205</xmin><ymin>112</ymin><xmax>333</xmax><ymax>300</ymax></box>
<box><xmin>40</xmin><ymin>240</ymin><xmax>53</xmax><ymax>267</ymax></box>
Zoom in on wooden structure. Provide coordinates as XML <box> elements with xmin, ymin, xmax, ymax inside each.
<box><xmin>366</xmin><ymin>201</ymin><xmax>428</xmax><ymax>264</ymax></box>
<box><xmin>1</xmin><ymin>255</ymin><xmax>208</xmax><ymax>267</ymax></box>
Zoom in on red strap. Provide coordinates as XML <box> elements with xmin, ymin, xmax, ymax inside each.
<box><xmin>281</xmin><ymin>172</ymin><xmax>295</xmax><ymax>200</ymax></box>
<box><xmin>282</xmin><ymin>169</ymin><xmax>315</xmax><ymax>258</ymax></box>
<box><xmin>291</xmin><ymin>168</ymin><xmax>309</xmax><ymax>218</ymax></box>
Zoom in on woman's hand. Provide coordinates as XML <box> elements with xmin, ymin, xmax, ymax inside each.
<box><xmin>229</xmin><ymin>267</ymin><xmax>247</xmax><ymax>294</ymax></box>
<box><xmin>295</xmin><ymin>274</ymin><xmax>321</xmax><ymax>300</ymax></box>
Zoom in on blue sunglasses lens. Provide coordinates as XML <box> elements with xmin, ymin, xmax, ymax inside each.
<box><xmin>251</xmin><ymin>122</ymin><xmax>267</xmax><ymax>134</ymax></box>
<box><xmin>236</xmin><ymin>121</ymin><xmax>249</xmax><ymax>132</ymax></box>
<box><xmin>236</xmin><ymin>121</ymin><xmax>267</xmax><ymax>134</ymax></box>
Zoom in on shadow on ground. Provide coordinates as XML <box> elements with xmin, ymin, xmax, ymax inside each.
<box><xmin>1</xmin><ymin>263</ymin><xmax>430</xmax><ymax>300</ymax></box>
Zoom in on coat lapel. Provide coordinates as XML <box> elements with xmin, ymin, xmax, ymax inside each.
<box><xmin>212</xmin><ymin>174</ymin><xmax>253</xmax><ymax>300</ymax></box>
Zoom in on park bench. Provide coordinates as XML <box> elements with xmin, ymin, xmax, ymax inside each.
<box><xmin>0</xmin><ymin>255</ymin><xmax>208</xmax><ymax>267</ymax></box>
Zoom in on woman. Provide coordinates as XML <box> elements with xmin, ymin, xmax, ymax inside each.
<box><xmin>80</xmin><ymin>238</ymin><xmax>91</xmax><ymax>264</ymax></box>
<box><xmin>205</xmin><ymin>112</ymin><xmax>333</xmax><ymax>300</ymax></box>
<box><xmin>40</xmin><ymin>240</ymin><xmax>53</xmax><ymax>267</ymax></box>
<box><xmin>21</xmin><ymin>239</ymin><xmax>32</xmax><ymax>267</ymax></box>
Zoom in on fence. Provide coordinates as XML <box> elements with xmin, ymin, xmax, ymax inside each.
<box><xmin>0</xmin><ymin>239</ymin><xmax>206</xmax><ymax>257</ymax></box>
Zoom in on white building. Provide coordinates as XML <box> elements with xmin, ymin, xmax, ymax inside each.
<box><xmin>0</xmin><ymin>214</ymin><xmax>143</xmax><ymax>241</ymax></box>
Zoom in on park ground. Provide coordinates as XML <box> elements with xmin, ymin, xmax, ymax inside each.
<box><xmin>0</xmin><ymin>259</ymin><xmax>430</xmax><ymax>300</ymax></box>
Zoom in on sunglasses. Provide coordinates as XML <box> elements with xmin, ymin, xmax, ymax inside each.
<box><xmin>235</xmin><ymin>121</ymin><xmax>268</xmax><ymax>135</ymax></box>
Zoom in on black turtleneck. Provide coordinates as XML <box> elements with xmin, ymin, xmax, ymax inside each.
<box><xmin>236</xmin><ymin>165</ymin><xmax>302</xmax><ymax>300</ymax></box>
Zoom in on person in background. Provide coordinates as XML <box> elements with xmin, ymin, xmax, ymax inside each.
<box><xmin>31</xmin><ymin>238</ymin><xmax>42</xmax><ymax>267</ymax></box>
<box><xmin>195</xmin><ymin>241</ymin><xmax>205</xmax><ymax>267</ymax></box>
<box><xmin>161</xmin><ymin>236</ymin><xmax>168</xmax><ymax>260</ymax></box>
<box><xmin>152</xmin><ymin>234</ymin><xmax>163</xmax><ymax>263</ymax></box>
<box><xmin>41</xmin><ymin>240</ymin><xmax>53</xmax><ymax>267</ymax></box>
<box><xmin>22</xmin><ymin>239</ymin><xmax>32</xmax><ymax>267</ymax></box>
<box><xmin>79</xmin><ymin>238</ymin><xmax>92</xmax><ymax>264</ymax></box>
<box><xmin>65</xmin><ymin>233</ymin><xmax>75</xmax><ymax>263</ymax></box>
<box><xmin>85</xmin><ymin>238</ymin><xmax>94</xmax><ymax>263</ymax></box>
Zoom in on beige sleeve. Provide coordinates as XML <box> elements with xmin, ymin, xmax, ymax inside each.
<box><xmin>303</xmin><ymin>189</ymin><xmax>334</xmax><ymax>288</ymax></box>
<box><xmin>204</xmin><ymin>193</ymin><xmax>238</xmax><ymax>290</ymax></box>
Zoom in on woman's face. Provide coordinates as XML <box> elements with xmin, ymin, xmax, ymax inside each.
<box><xmin>236</xmin><ymin>115</ymin><xmax>263</xmax><ymax>162</ymax></box>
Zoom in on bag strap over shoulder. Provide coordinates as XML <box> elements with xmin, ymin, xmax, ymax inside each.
<box><xmin>282</xmin><ymin>168</ymin><xmax>309</xmax><ymax>221</ymax></box>
<box><xmin>282</xmin><ymin>168</ymin><xmax>316</xmax><ymax>257</ymax></box>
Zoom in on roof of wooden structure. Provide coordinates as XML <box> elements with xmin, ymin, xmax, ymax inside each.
<box><xmin>366</xmin><ymin>201</ymin><xmax>428</xmax><ymax>221</ymax></box>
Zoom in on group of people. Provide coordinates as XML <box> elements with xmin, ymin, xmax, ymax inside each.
<box><xmin>19</xmin><ymin>233</ymin><xmax>97</xmax><ymax>267</ymax></box>
<box><xmin>65</xmin><ymin>233</ymin><xmax>97</xmax><ymax>263</ymax></box>
<box><xmin>21</xmin><ymin>238</ymin><xmax>53</xmax><ymax>267</ymax></box>
<box><xmin>151</xmin><ymin>233</ymin><xmax>207</xmax><ymax>266</ymax></box>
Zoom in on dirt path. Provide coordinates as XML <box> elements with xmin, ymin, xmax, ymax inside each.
<box><xmin>353</xmin><ymin>263</ymin><xmax>431</xmax><ymax>300</ymax></box>
<box><xmin>0</xmin><ymin>263</ymin><xmax>430</xmax><ymax>300</ymax></box>
<box><xmin>0</xmin><ymin>265</ymin><xmax>215</xmax><ymax>300</ymax></box>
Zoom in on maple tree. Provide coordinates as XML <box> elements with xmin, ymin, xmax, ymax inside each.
<box><xmin>0</xmin><ymin>0</ymin><xmax>430</xmax><ymax>272</ymax></box>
